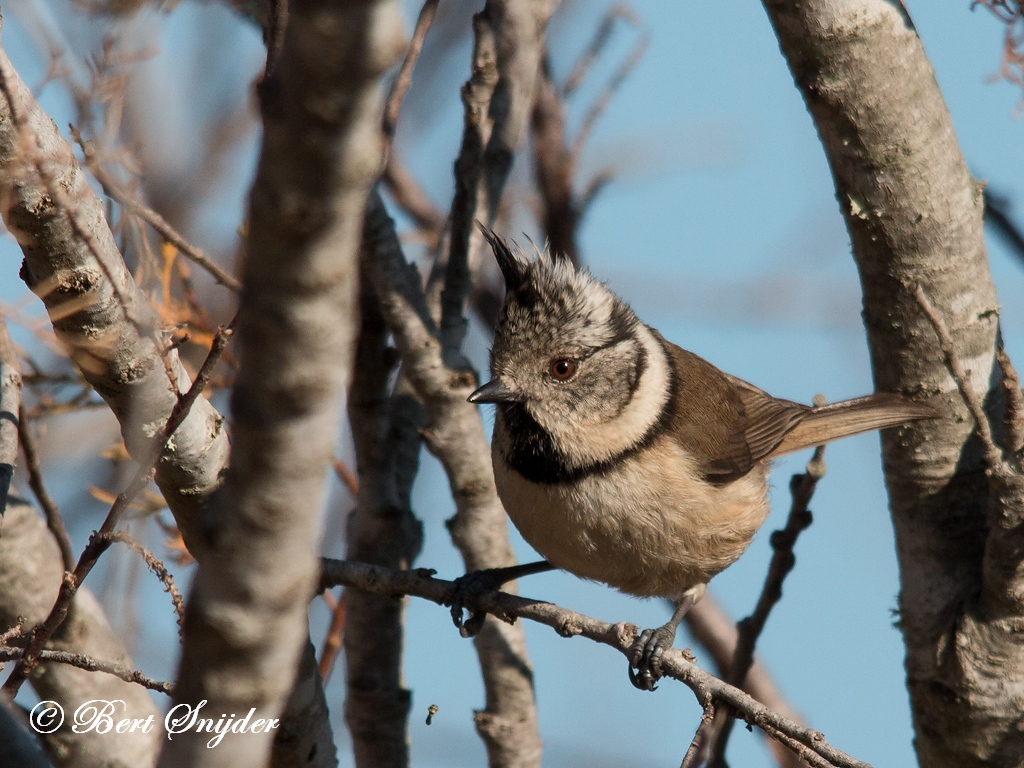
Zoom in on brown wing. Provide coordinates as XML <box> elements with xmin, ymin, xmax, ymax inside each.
<box><xmin>661</xmin><ymin>339</ymin><xmax>811</xmax><ymax>484</ymax></box>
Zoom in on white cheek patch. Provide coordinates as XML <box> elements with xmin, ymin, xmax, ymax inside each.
<box><xmin>545</xmin><ymin>323</ymin><xmax>671</xmax><ymax>467</ymax></box>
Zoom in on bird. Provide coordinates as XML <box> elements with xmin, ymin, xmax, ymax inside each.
<box><xmin>459</xmin><ymin>228</ymin><xmax>939</xmax><ymax>690</ymax></box>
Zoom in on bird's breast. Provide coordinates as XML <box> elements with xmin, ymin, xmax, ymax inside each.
<box><xmin>492</xmin><ymin>434</ymin><xmax>770</xmax><ymax>599</ymax></box>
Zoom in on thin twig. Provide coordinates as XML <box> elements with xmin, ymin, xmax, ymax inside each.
<box><xmin>2</xmin><ymin>326</ymin><xmax>232</xmax><ymax>695</ymax></box>
<box><xmin>0</xmin><ymin>646</ymin><xmax>172</xmax><ymax>694</ymax></box>
<box><xmin>382</xmin><ymin>0</ymin><xmax>440</xmax><ymax>143</ymax></box>
<box><xmin>318</xmin><ymin>590</ymin><xmax>347</xmax><ymax>682</ymax></box>
<box><xmin>570</xmin><ymin>29</ymin><xmax>650</xmax><ymax>162</ymax></box>
<box><xmin>562</xmin><ymin>3</ymin><xmax>641</xmax><ymax>98</ymax></box>
<box><xmin>0</xmin><ymin>619</ymin><xmax>24</xmax><ymax>645</ymax></box>
<box><xmin>531</xmin><ymin>53</ymin><xmax>578</xmax><ymax>263</ymax></box>
<box><xmin>913</xmin><ymin>283</ymin><xmax>1006</xmax><ymax>472</ymax></box>
<box><xmin>382</xmin><ymin>155</ymin><xmax>446</xmax><ymax>239</ymax></box>
<box><xmin>680</xmin><ymin>701</ymin><xmax>716</xmax><ymax>768</ymax></box>
<box><xmin>319</xmin><ymin>558</ymin><xmax>872</xmax><ymax>768</ymax></box>
<box><xmin>684</xmin><ymin>597</ymin><xmax>808</xmax><ymax>768</ymax></box>
<box><xmin>75</xmin><ymin>133</ymin><xmax>242</xmax><ymax>293</ymax></box>
<box><xmin>16</xmin><ymin>404</ymin><xmax>75</xmax><ymax>572</ymax></box>
<box><xmin>96</xmin><ymin>530</ymin><xmax>186</xmax><ymax>632</ymax></box>
<box><xmin>705</xmin><ymin>445</ymin><xmax>825</xmax><ymax>765</ymax></box>
<box><xmin>0</xmin><ymin>47</ymin><xmax>140</xmax><ymax>328</ymax></box>
<box><xmin>332</xmin><ymin>457</ymin><xmax>360</xmax><ymax>497</ymax></box>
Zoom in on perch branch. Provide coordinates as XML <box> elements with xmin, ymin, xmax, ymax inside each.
<box><xmin>320</xmin><ymin>558</ymin><xmax>872</xmax><ymax>768</ymax></box>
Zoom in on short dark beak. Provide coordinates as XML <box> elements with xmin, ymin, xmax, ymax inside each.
<box><xmin>468</xmin><ymin>379</ymin><xmax>520</xmax><ymax>404</ymax></box>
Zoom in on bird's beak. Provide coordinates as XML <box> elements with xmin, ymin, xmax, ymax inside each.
<box><xmin>468</xmin><ymin>379</ymin><xmax>521</xmax><ymax>404</ymax></box>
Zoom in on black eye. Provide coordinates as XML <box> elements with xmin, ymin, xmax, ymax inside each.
<box><xmin>549</xmin><ymin>358</ymin><xmax>577</xmax><ymax>381</ymax></box>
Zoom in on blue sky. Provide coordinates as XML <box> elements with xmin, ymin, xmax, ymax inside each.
<box><xmin>3</xmin><ymin>1</ymin><xmax>1024</xmax><ymax>766</ymax></box>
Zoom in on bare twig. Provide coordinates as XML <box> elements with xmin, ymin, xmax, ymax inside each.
<box><xmin>0</xmin><ymin>39</ymin><xmax>231</xmax><ymax>555</ymax></box>
<box><xmin>912</xmin><ymin>284</ymin><xmax>1006</xmax><ymax>472</ymax></box>
<box><xmin>332</xmin><ymin>457</ymin><xmax>360</xmax><ymax>498</ymax></box>
<box><xmin>562</xmin><ymin>3</ymin><xmax>641</xmax><ymax>97</ymax></box>
<box><xmin>680</xmin><ymin>699</ymin><xmax>716</xmax><ymax>768</ymax></box>
<box><xmin>683</xmin><ymin>597</ymin><xmax>807</xmax><ymax>768</ymax></box>
<box><xmin>96</xmin><ymin>530</ymin><xmax>186</xmax><ymax>631</ymax></box>
<box><xmin>383</xmin><ymin>0</ymin><xmax>441</xmax><ymax>143</ymax></box>
<box><xmin>531</xmin><ymin>53</ymin><xmax>578</xmax><ymax>263</ymax></box>
<box><xmin>75</xmin><ymin>131</ymin><xmax>242</xmax><ymax>293</ymax></box>
<box><xmin>0</xmin><ymin>646</ymin><xmax>172</xmax><ymax>694</ymax></box>
<box><xmin>577</xmin><ymin>168</ymin><xmax>613</xmax><ymax>217</ymax></box>
<box><xmin>0</xmin><ymin>45</ymin><xmax>139</xmax><ymax>328</ymax></box>
<box><xmin>0</xmin><ymin>619</ymin><xmax>23</xmax><ymax>645</ymax></box>
<box><xmin>342</xmin><ymin>259</ymin><xmax>423</xmax><ymax>766</ymax></box>
<box><xmin>570</xmin><ymin>29</ymin><xmax>650</xmax><ymax>162</ymax></box>
<box><xmin>973</xmin><ymin>1</ymin><xmax>1024</xmax><ymax>95</ymax></box>
<box><xmin>318</xmin><ymin>590</ymin><xmax>346</xmax><ymax>682</ymax></box>
<box><xmin>382</xmin><ymin>155</ymin><xmax>446</xmax><ymax>239</ymax></box>
<box><xmin>2</xmin><ymin>326</ymin><xmax>231</xmax><ymax>696</ymax></box>
<box><xmin>438</xmin><ymin>10</ymin><xmax>502</xmax><ymax>356</ymax></box>
<box><xmin>364</xmin><ymin>190</ymin><xmax>544</xmax><ymax>766</ymax></box>
<box><xmin>705</xmin><ymin>445</ymin><xmax>825</xmax><ymax>766</ymax></box>
<box><xmin>319</xmin><ymin>558</ymin><xmax>872</xmax><ymax>768</ymax></box>
<box><xmin>16</xmin><ymin>405</ymin><xmax>74</xmax><ymax>572</ymax></box>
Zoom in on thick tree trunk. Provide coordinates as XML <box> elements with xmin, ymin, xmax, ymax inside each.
<box><xmin>157</xmin><ymin>0</ymin><xmax>403</xmax><ymax>766</ymax></box>
<box><xmin>762</xmin><ymin>2</ymin><xmax>1024</xmax><ymax>766</ymax></box>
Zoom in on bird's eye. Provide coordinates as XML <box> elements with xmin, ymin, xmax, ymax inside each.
<box><xmin>549</xmin><ymin>358</ymin><xmax>577</xmax><ymax>381</ymax></box>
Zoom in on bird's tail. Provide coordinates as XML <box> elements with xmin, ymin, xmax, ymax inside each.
<box><xmin>771</xmin><ymin>393</ymin><xmax>940</xmax><ymax>458</ymax></box>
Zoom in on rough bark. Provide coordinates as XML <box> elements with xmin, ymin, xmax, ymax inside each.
<box><xmin>761</xmin><ymin>2</ymin><xmax>1024</xmax><ymax>766</ymax></box>
<box><xmin>157</xmin><ymin>0</ymin><xmax>403</xmax><ymax>766</ymax></box>
<box><xmin>0</xmin><ymin>33</ymin><xmax>341</xmax><ymax>768</ymax></box>
<box><xmin>349</xmin><ymin>2</ymin><xmax>558</xmax><ymax>765</ymax></box>
<box><xmin>342</xmin><ymin>268</ymin><xmax>424</xmax><ymax>768</ymax></box>
<box><xmin>0</xmin><ymin>500</ymin><xmax>161</xmax><ymax>768</ymax></box>
<box><xmin>0</xmin><ymin>42</ymin><xmax>228</xmax><ymax>554</ymax></box>
<box><xmin>363</xmin><ymin>193</ymin><xmax>544</xmax><ymax>768</ymax></box>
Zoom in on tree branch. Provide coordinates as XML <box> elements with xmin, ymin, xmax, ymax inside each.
<box><xmin>3</xmin><ymin>326</ymin><xmax>230</xmax><ymax>696</ymax></box>
<box><xmin>703</xmin><ymin>446</ymin><xmax>824</xmax><ymax>766</ymax></box>
<box><xmin>156</xmin><ymin>0</ymin><xmax>404</xmax><ymax>765</ymax></box>
<box><xmin>15</xmin><ymin>405</ymin><xmax>74</xmax><ymax>572</ymax></box>
<box><xmin>320</xmin><ymin>558</ymin><xmax>872</xmax><ymax>768</ymax></box>
<box><xmin>0</xmin><ymin>646</ymin><xmax>172</xmax><ymax>695</ymax></box>
<box><xmin>363</xmin><ymin>191</ymin><xmax>545</xmax><ymax>767</ymax></box>
<box><xmin>0</xmin><ymin>38</ymin><xmax>230</xmax><ymax>553</ymax></box>
<box><xmin>760</xmin><ymin>1</ymin><xmax>1024</xmax><ymax>765</ymax></box>
<box><xmin>342</xmin><ymin>256</ymin><xmax>424</xmax><ymax>767</ymax></box>
<box><xmin>0</xmin><ymin>499</ymin><xmax>161</xmax><ymax>767</ymax></box>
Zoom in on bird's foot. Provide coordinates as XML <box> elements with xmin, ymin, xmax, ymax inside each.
<box><xmin>446</xmin><ymin>568</ymin><xmax>512</xmax><ymax>638</ymax></box>
<box><xmin>446</xmin><ymin>561</ymin><xmax>553</xmax><ymax>638</ymax></box>
<box><xmin>627</xmin><ymin>623</ymin><xmax>678</xmax><ymax>691</ymax></box>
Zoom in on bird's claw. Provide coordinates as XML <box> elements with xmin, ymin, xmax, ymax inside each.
<box><xmin>627</xmin><ymin>625</ymin><xmax>675</xmax><ymax>691</ymax></box>
<box><xmin>447</xmin><ymin>569</ymin><xmax>505</xmax><ymax>638</ymax></box>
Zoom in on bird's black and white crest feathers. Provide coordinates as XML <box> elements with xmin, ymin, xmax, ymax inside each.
<box><xmin>480</xmin><ymin>228</ymin><xmax>637</xmax><ymax>362</ymax></box>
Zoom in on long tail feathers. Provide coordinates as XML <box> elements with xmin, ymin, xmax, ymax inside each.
<box><xmin>771</xmin><ymin>393</ymin><xmax>940</xmax><ymax>458</ymax></box>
